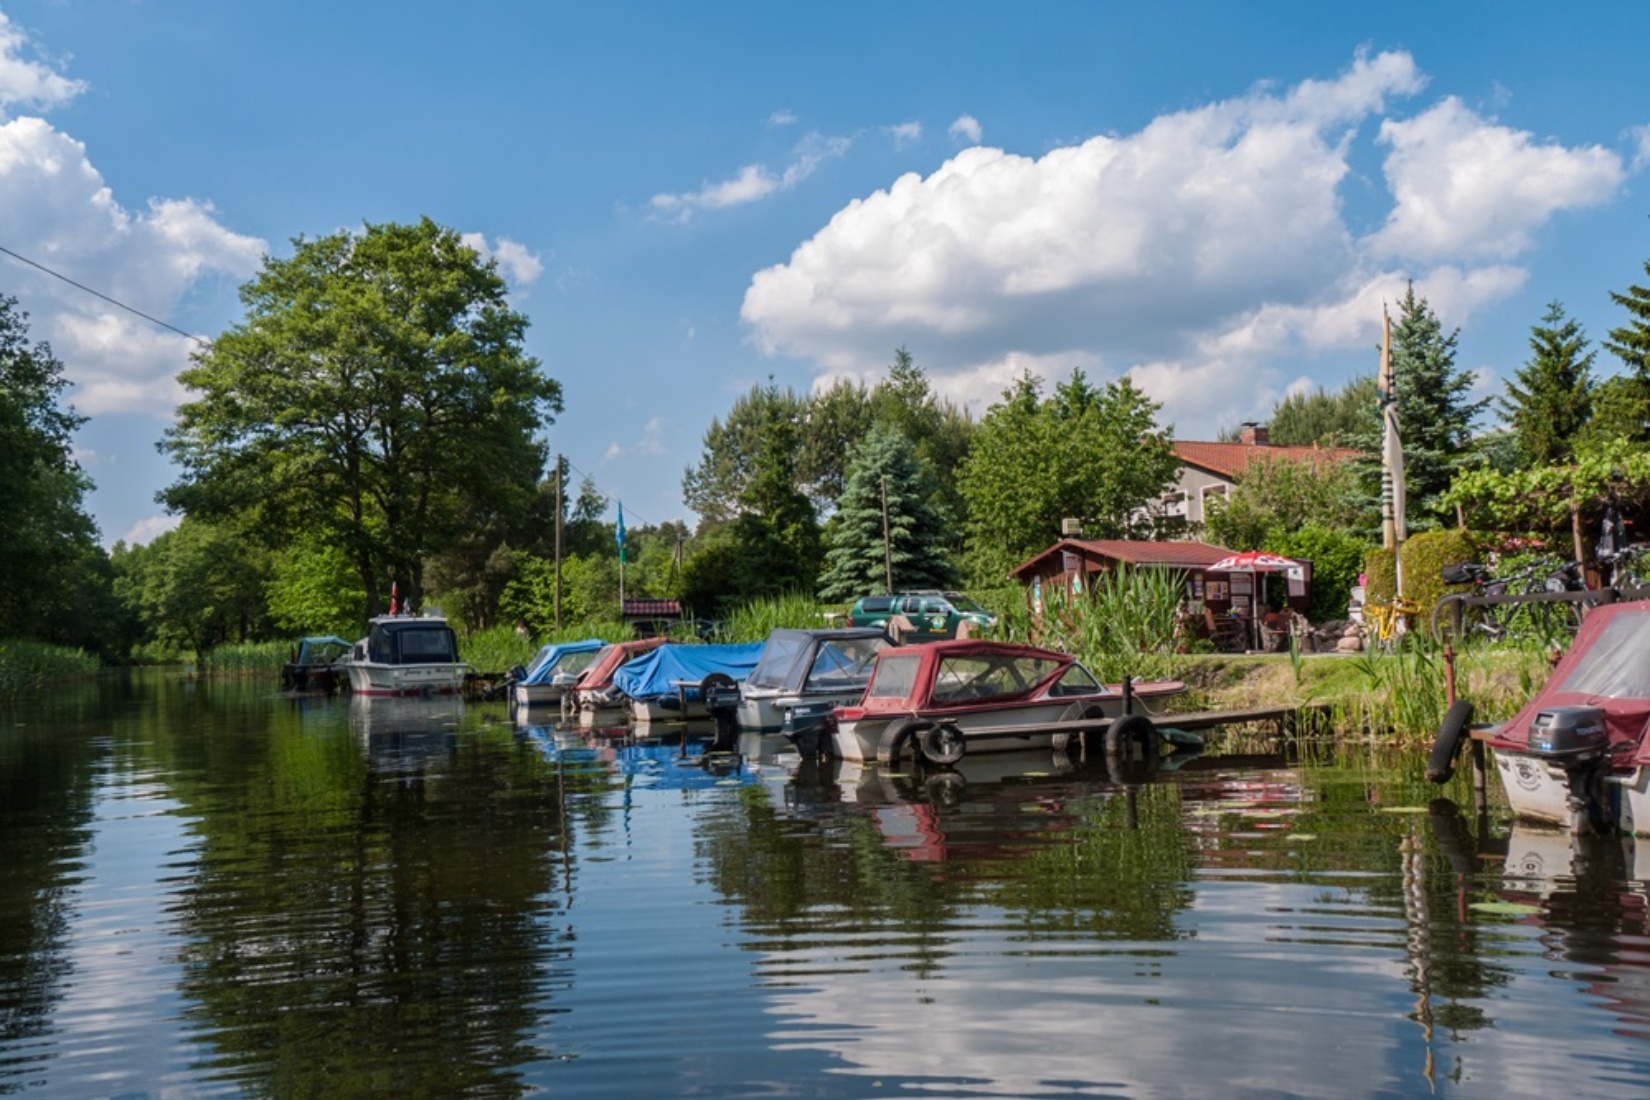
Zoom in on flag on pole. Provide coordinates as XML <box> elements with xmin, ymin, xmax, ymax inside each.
<box><xmin>615</xmin><ymin>502</ymin><xmax>627</xmax><ymax>564</ymax></box>
<box><xmin>1378</xmin><ymin>308</ymin><xmax>1407</xmax><ymax>594</ymax></box>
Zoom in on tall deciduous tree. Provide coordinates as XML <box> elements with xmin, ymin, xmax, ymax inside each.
<box><xmin>1499</xmin><ymin>301</ymin><xmax>1594</xmax><ymax>465</ymax></box>
<box><xmin>1265</xmin><ymin>376</ymin><xmax>1378</xmax><ymax>447</ymax></box>
<box><xmin>0</xmin><ymin>296</ymin><xmax>110</xmax><ymax>648</ymax></box>
<box><xmin>958</xmin><ymin>371</ymin><xmax>1179</xmax><ymax>583</ymax></box>
<box><xmin>162</xmin><ymin>218</ymin><xmax>562</xmax><ymax>620</ymax></box>
<box><xmin>817</xmin><ymin>427</ymin><xmax>957</xmax><ymax>601</ymax></box>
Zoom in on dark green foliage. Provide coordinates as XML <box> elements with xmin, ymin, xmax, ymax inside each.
<box><xmin>959</xmin><ymin>370</ymin><xmax>1180</xmax><ymax>584</ymax></box>
<box><xmin>162</xmin><ymin>218</ymin><xmax>562</xmax><ymax>622</ymax></box>
<box><xmin>1266</xmin><ymin>376</ymin><xmax>1378</xmax><ymax>447</ymax></box>
<box><xmin>817</xmin><ymin>427</ymin><xmax>958</xmax><ymax>601</ymax></box>
<box><xmin>1499</xmin><ymin>301</ymin><xmax>1594</xmax><ymax>465</ymax></box>
<box><xmin>0</xmin><ymin>296</ymin><xmax>113</xmax><ymax>650</ymax></box>
<box><xmin>1351</xmin><ymin>284</ymin><xmax>1489</xmax><ymax>532</ymax></box>
<box><xmin>1265</xmin><ymin>524</ymin><xmax>1370</xmax><ymax>624</ymax></box>
<box><xmin>1396</xmin><ymin>529</ymin><xmax>1478</xmax><ymax>621</ymax></box>
<box><xmin>1205</xmin><ymin>454</ymin><xmax>1368</xmax><ymax>552</ymax></box>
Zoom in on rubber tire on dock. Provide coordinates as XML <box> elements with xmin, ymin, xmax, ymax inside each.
<box><xmin>877</xmin><ymin>717</ymin><xmax>932</xmax><ymax>768</ymax></box>
<box><xmin>917</xmin><ymin>722</ymin><xmax>967</xmax><ymax>766</ymax></box>
<box><xmin>1425</xmin><ymin>700</ymin><xmax>1474</xmax><ymax>784</ymax></box>
<box><xmin>1104</xmin><ymin>713</ymin><xmax>1161</xmax><ymax>786</ymax></box>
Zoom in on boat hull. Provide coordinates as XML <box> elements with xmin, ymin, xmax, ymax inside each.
<box><xmin>738</xmin><ymin>689</ymin><xmax>866</xmax><ymax>734</ymax></box>
<box><xmin>1491</xmin><ymin>748</ymin><xmax>1650</xmax><ymax>835</ymax></box>
<box><xmin>832</xmin><ymin>684</ymin><xmax>1183</xmax><ymax>764</ymax></box>
<box><xmin>346</xmin><ymin>661</ymin><xmax>467</xmax><ymax>697</ymax></box>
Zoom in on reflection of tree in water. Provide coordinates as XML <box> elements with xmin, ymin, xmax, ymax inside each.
<box><xmin>694</xmin><ymin>764</ymin><xmax>1202</xmax><ymax>983</ymax></box>
<box><xmin>168</xmin><ymin>718</ymin><xmax>577</xmax><ymax>1096</ymax></box>
<box><xmin>0</xmin><ymin>713</ymin><xmax>102</xmax><ymax>1090</ymax></box>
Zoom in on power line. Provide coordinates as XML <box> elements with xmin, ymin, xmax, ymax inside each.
<box><xmin>0</xmin><ymin>242</ymin><xmax>211</xmax><ymax>346</ymax></box>
<box><xmin>562</xmin><ymin>457</ymin><xmax>656</xmax><ymax>530</ymax></box>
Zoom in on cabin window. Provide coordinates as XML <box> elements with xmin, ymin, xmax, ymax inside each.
<box><xmin>748</xmin><ymin>634</ymin><xmax>809</xmax><ymax>689</ymax></box>
<box><xmin>1049</xmin><ymin>664</ymin><xmax>1103</xmax><ymax>696</ymax></box>
<box><xmin>805</xmin><ymin>637</ymin><xmax>887</xmax><ymax>691</ymax></box>
<box><xmin>1556</xmin><ymin>613</ymin><xmax>1650</xmax><ymax>698</ymax></box>
<box><xmin>866</xmin><ymin>655</ymin><xmax>921</xmax><ymax>700</ymax></box>
<box><xmin>398</xmin><ymin>628</ymin><xmax>457</xmax><ymax>662</ymax></box>
<box><xmin>930</xmin><ymin>654</ymin><xmax>1062</xmax><ymax>703</ymax></box>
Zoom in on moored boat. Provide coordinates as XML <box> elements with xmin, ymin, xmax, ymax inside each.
<box><xmin>611</xmin><ymin>641</ymin><xmax>763</xmax><ymax>723</ymax></box>
<box><xmin>738</xmin><ymin>627</ymin><xmax>891</xmax><ymax>734</ymax></box>
<box><xmin>828</xmin><ymin>639</ymin><xmax>1187</xmax><ymax>766</ymax></box>
<box><xmin>280</xmin><ymin>635</ymin><xmax>353</xmax><ymax>692</ymax></box>
<box><xmin>513</xmin><ymin>638</ymin><xmax>606</xmax><ymax>707</ymax></box>
<box><xmin>344</xmin><ymin>614</ymin><xmax>468</xmax><ymax>696</ymax></box>
<box><xmin>570</xmin><ymin>637</ymin><xmax>668</xmax><ymax>715</ymax></box>
<box><xmin>1448</xmin><ymin>599</ymin><xmax>1650</xmax><ymax>835</ymax></box>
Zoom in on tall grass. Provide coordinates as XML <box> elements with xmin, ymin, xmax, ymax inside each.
<box><xmin>991</xmin><ymin>569</ymin><xmax>1185</xmax><ymax>682</ymax></box>
<box><xmin>0</xmin><ymin>640</ymin><xmax>101</xmax><ymax>698</ymax></box>
<box><xmin>204</xmin><ymin>640</ymin><xmax>289</xmax><ymax>675</ymax></box>
<box><xmin>719</xmin><ymin>592</ymin><xmax>834</xmax><ymax>643</ymax></box>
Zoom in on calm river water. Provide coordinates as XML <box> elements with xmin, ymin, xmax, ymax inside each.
<box><xmin>2</xmin><ymin>669</ymin><xmax>1649</xmax><ymax>1098</ymax></box>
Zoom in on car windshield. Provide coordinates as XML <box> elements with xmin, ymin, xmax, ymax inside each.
<box><xmin>947</xmin><ymin>594</ymin><xmax>990</xmax><ymax>615</ymax></box>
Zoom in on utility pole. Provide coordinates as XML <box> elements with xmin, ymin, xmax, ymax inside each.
<box><xmin>553</xmin><ymin>454</ymin><xmax>563</xmax><ymax>630</ymax></box>
<box><xmin>880</xmin><ymin>474</ymin><xmax>893</xmax><ymax>593</ymax></box>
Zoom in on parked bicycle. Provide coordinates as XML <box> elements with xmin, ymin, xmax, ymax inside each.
<box><xmin>1431</xmin><ymin>557</ymin><xmax>1587</xmax><ymax>647</ymax></box>
<box><xmin>1364</xmin><ymin>594</ymin><xmax>1421</xmax><ymax>649</ymax></box>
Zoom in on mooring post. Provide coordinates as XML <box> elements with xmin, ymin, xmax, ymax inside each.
<box><xmin>1122</xmin><ymin>675</ymin><xmax>1134</xmax><ymax>715</ymax></box>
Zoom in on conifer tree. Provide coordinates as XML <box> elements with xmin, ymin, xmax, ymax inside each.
<box><xmin>1499</xmin><ymin>301</ymin><xmax>1594</xmax><ymax>465</ymax></box>
<box><xmin>817</xmin><ymin>426</ymin><xmax>957</xmax><ymax>602</ymax></box>
<box><xmin>1600</xmin><ymin>250</ymin><xmax>1650</xmax><ymax>444</ymax></box>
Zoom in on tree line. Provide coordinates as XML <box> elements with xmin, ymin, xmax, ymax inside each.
<box><xmin>5</xmin><ymin>214</ymin><xmax>1650</xmax><ymax>662</ymax></box>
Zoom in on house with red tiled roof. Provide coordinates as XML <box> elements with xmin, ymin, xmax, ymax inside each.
<box><xmin>1166</xmin><ymin>424</ymin><xmax>1359</xmax><ymax>529</ymax></box>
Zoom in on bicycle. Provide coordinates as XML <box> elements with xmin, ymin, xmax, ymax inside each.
<box><xmin>1363</xmin><ymin>595</ymin><xmax>1421</xmax><ymax>649</ymax></box>
<box><xmin>1431</xmin><ymin>559</ymin><xmax>1587</xmax><ymax>647</ymax></box>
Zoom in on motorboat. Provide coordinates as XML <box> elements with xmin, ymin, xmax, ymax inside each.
<box><xmin>279</xmin><ymin>634</ymin><xmax>352</xmax><ymax>692</ymax></box>
<box><xmin>610</xmin><ymin>641</ymin><xmax>763</xmax><ymax>723</ymax></box>
<box><xmin>828</xmin><ymin>639</ymin><xmax>1186</xmax><ymax>767</ymax></box>
<box><xmin>512</xmin><ymin>638</ymin><xmax>605</xmax><ymax>707</ymax></box>
<box><xmin>1453</xmin><ymin>599</ymin><xmax>1650</xmax><ymax>835</ymax></box>
<box><xmin>738</xmin><ymin>627</ymin><xmax>891</xmax><ymax>734</ymax></box>
<box><xmin>343</xmin><ymin>613</ymin><xmax>468</xmax><ymax>696</ymax></box>
<box><xmin>570</xmin><ymin>636</ymin><xmax>668</xmax><ymax>715</ymax></box>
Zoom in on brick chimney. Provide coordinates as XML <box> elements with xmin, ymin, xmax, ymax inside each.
<box><xmin>1239</xmin><ymin>423</ymin><xmax>1269</xmax><ymax>446</ymax></box>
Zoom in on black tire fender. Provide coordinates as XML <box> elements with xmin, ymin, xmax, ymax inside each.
<box><xmin>918</xmin><ymin>722</ymin><xmax>967</xmax><ymax>766</ymax></box>
<box><xmin>877</xmin><ymin>717</ymin><xmax>932</xmax><ymax>767</ymax></box>
<box><xmin>1104</xmin><ymin>713</ymin><xmax>1162</xmax><ymax>785</ymax></box>
<box><xmin>1426</xmin><ymin>699</ymin><xmax>1474</xmax><ymax>784</ymax></box>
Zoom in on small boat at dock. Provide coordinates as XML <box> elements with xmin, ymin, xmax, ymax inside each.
<box><xmin>611</xmin><ymin>641</ymin><xmax>763</xmax><ymax>723</ymax></box>
<box><xmin>569</xmin><ymin>637</ymin><xmax>668</xmax><ymax>715</ymax></box>
<box><xmin>280</xmin><ymin>635</ymin><xmax>352</xmax><ymax>692</ymax></box>
<box><xmin>513</xmin><ymin>638</ymin><xmax>605</xmax><ymax>707</ymax></box>
<box><xmin>343</xmin><ymin>613</ymin><xmax>468</xmax><ymax>696</ymax></box>
<box><xmin>737</xmin><ymin>627</ymin><xmax>892</xmax><ymax>734</ymax></box>
<box><xmin>828</xmin><ymin>639</ymin><xmax>1186</xmax><ymax>766</ymax></box>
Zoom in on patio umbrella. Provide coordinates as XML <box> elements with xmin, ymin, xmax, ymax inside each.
<box><xmin>1207</xmin><ymin>551</ymin><xmax>1300</xmax><ymax>649</ymax></box>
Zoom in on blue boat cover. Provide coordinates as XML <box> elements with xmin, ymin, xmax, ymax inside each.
<box><xmin>611</xmin><ymin>642</ymin><xmax>764</xmax><ymax>701</ymax></box>
<box><xmin>521</xmin><ymin>639</ymin><xmax>606</xmax><ymax>686</ymax></box>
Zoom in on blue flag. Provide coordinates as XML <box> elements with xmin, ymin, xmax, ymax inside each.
<box><xmin>615</xmin><ymin>502</ymin><xmax>627</xmax><ymax>564</ymax></box>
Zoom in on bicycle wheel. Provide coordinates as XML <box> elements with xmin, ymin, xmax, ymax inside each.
<box><xmin>1431</xmin><ymin>594</ymin><xmax>1475</xmax><ymax>645</ymax></box>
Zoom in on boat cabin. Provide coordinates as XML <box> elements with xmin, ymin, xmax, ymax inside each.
<box><xmin>358</xmin><ymin>616</ymin><xmax>462</xmax><ymax>666</ymax></box>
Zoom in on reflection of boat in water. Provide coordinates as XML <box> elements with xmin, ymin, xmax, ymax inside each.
<box><xmin>516</xmin><ymin>715</ymin><xmax>760</xmax><ymax>791</ymax></box>
<box><xmin>349</xmin><ymin>694</ymin><xmax>463</xmax><ymax>772</ymax></box>
<box><xmin>1466</xmin><ymin>600</ymin><xmax>1650</xmax><ymax>835</ymax></box>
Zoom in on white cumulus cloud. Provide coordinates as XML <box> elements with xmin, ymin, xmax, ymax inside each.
<box><xmin>650</xmin><ymin>132</ymin><xmax>852</xmax><ymax>222</ymax></box>
<box><xmin>0</xmin><ymin>13</ymin><xmax>84</xmax><ymax>113</ymax></box>
<box><xmin>461</xmin><ymin>232</ymin><xmax>545</xmax><ymax>285</ymax></box>
<box><xmin>742</xmin><ymin>50</ymin><xmax>1629</xmax><ymax>439</ymax></box>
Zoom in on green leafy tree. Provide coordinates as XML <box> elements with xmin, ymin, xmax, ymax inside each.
<box><xmin>116</xmin><ymin>517</ymin><xmax>274</xmax><ymax>662</ymax></box>
<box><xmin>0</xmin><ymin>296</ymin><xmax>112</xmax><ymax>649</ymax></box>
<box><xmin>729</xmin><ymin>388</ymin><xmax>821</xmax><ymax>598</ymax></box>
<box><xmin>162</xmin><ymin>218</ymin><xmax>562</xmax><ymax>622</ymax></box>
<box><xmin>1499</xmin><ymin>301</ymin><xmax>1595</xmax><ymax>465</ymax></box>
<box><xmin>1599</xmin><ymin>249</ymin><xmax>1650</xmax><ymax>444</ymax></box>
<box><xmin>818</xmin><ymin>427</ymin><xmax>958</xmax><ymax>601</ymax></box>
<box><xmin>959</xmin><ymin>371</ymin><xmax>1179</xmax><ymax>583</ymax></box>
<box><xmin>1265</xmin><ymin>376</ymin><xmax>1378</xmax><ymax>447</ymax></box>
<box><xmin>1205</xmin><ymin>454</ymin><xmax>1368</xmax><ymax>551</ymax></box>
<box><xmin>1351</xmin><ymin>283</ymin><xmax>1489</xmax><ymax>531</ymax></box>
<box><xmin>682</xmin><ymin>381</ymin><xmax>809</xmax><ymax>524</ymax></box>
<box><xmin>264</xmin><ymin>532</ymin><xmax>365</xmax><ymax>636</ymax></box>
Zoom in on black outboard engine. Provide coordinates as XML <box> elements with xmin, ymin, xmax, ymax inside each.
<box><xmin>1525</xmin><ymin>705</ymin><xmax>1613</xmax><ymax>834</ymax></box>
<box><xmin>781</xmin><ymin>703</ymin><xmax>834</xmax><ymax>760</ymax></box>
<box><xmin>702</xmin><ymin>676</ymin><xmax>743</xmax><ymax>755</ymax></box>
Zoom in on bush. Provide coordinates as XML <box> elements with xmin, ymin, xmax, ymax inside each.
<box><xmin>1265</xmin><ymin>524</ymin><xmax>1370</xmax><ymax>623</ymax></box>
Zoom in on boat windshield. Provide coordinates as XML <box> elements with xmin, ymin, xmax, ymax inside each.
<box><xmin>930</xmin><ymin>653</ymin><xmax>1062</xmax><ymax>704</ymax></box>
<box><xmin>1557</xmin><ymin>612</ymin><xmax>1650</xmax><ymax>699</ymax></box>
<box><xmin>748</xmin><ymin>634</ymin><xmax>810</xmax><ymax>689</ymax></box>
<box><xmin>1049</xmin><ymin>663</ymin><xmax>1103</xmax><ymax>696</ymax></box>
<box><xmin>398</xmin><ymin>627</ymin><xmax>458</xmax><ymax>662</ymax></box>
<box><xmin>804</xmin><ymin>637</ymin><xmax>888</xmax><ymax>691</ymax></box>
<box><xmin>866</xmin><ymin>655</ymin><xmax>922</xmax><ymax>700</ymax></box>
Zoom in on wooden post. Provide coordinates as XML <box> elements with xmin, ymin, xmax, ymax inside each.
<box><xmin>554</xmin><ymin>454</ymin><xmax>563</xmax><ymax>630</ymax></box>
<box><xmin>880</xmin><ymin>475</ymin><xmax>893</xmax><ymax>593</ymax></box>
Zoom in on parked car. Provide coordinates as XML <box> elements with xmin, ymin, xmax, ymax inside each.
<box><xmin>846</xmin><ymin>591</ymin><xmax>997</xmax><ymax>642</ymax></box>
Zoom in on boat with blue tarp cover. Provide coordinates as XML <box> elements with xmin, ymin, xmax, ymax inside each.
<box><xmin>611</xmin><ymin>641</ymin><xmax>764</xmax><ymax>723</ymax></box>
<box><xmin>513</xmin><ymin>638</ymin><xmax>606</xmax><ymax>708</ymax></box>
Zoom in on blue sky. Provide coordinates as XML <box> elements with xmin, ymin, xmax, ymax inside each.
<box><xmin>3</xmin><ymin>2</ymin><xmax>1649</xmax><ymax>547</ymax></box>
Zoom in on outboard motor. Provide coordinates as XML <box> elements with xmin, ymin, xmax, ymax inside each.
<box><xmin>782</xmin><ymin>703</ymin><xmax>834</xmax><ymax>760</ymax></box>
<box><xmin>1526</xmin><ymin>705</ymin><xmax>1613</xmax><ymax>834</ymax></box>
<box><xmin>702</xmin><ymin>676</ymin><xmax>743</xmax><ymax>754</ymax></box>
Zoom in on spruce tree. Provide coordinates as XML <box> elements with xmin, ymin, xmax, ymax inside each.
<box><xmin>1499</xmin><ymin>301</ymin><xmax>1595</xmax><ymax>465</ymax></box>
<box><xmin>1601</xmin><ymin>251</ymin><xmax>1650</xmax><ymax>444</ymax></box>
<box><xmin>817</xmin><ymin>426</ymin><xmax>957</xmax><ymax>602</ymax></box>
